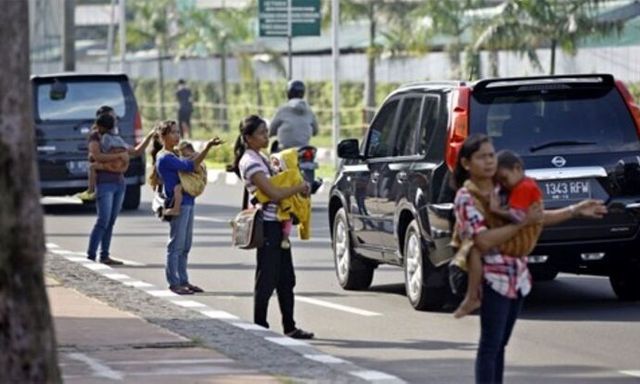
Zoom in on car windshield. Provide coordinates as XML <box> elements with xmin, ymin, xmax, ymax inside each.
<box><xmin>469</xmin><ymin>87</ymin><xmax>640</xmax><ymax>154</ymax></box>
<box><xmin>36</xmin><ymin>81</ymin><xmax>126</xmax><ymax>120</ymax></box>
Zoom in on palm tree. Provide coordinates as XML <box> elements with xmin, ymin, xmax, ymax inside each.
<box><xmin>127</xmin><ymin>0</ymin><xmax>179</xmax><ymax>119</ymax></box>
<box><xmin>474</xmin><ymin>0</ymin><xmax>623</xmax><ymax>75</ymax></box>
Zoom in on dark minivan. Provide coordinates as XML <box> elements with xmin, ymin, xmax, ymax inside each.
<box><xmin>330</xmin><ymin>74</ymin><xmax>640</xmax><ymax>310</ymax></box>
<box><xmin>32</xmin><ymin>73</ymin><xmax>145</xmax><ymax>209</ymax></box>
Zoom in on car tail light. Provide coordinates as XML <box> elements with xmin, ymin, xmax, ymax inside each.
<box><xmin>301</xmin><ymin>148</ymin><xmax>315</xmax><ymax>161</ymax></box>
<box><xmin>134</xmin><ymin>111</ymin><xmax>143</xmax><ymax>145</ymax></box>
<box><xmin>445</xmin><ymin>86</ymin><xmax>471</xmax><ymax>170</ymax></box>
<box><xmin>615</xmin><ymin>80</ymin><xmax>640</xmax><ymax>138</ymax></box>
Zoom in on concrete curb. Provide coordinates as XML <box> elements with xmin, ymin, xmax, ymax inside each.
<box><xmin>45</xmin><ymin>246</ymin><xmax>405</xmax><ymax>384</ymax></box>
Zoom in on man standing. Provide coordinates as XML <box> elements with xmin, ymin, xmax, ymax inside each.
<box><xmin>176</xmin><ymin>79</ymin><xmax>193</xmax><ymax>138</ymax></box>
<box><xmin>269</xmin><ymin>80</ymin><xmax>319</xmax><ymax>151</ymax></box>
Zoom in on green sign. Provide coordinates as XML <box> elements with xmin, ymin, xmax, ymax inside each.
<box><xmin>258</xmin><ymin>0</ymin><xmax>321</xmax><ymax>37</ymax></box>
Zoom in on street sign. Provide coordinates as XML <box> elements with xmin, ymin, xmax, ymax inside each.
<box><xmin>258</xmin><ymin>0</ymin><xmax>321</xmax><ymax>37</ymax></box>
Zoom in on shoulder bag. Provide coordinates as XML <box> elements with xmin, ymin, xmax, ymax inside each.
<box><xmin>231</xmin><ymin>188</ymin><xmax>264</xmax><ymax>249</ymax></box>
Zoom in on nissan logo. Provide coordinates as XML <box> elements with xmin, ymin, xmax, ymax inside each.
<box><xmin>551</xmin><ymin>156</ymin><xmax>567</xmax><ymax>168</ymax></box>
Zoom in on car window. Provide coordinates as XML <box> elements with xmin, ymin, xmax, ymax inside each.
<box><xmin>394</xmin><ymin>97</ymin><xmax>423</xmax><ymax>156</ymax></box>
<box><xmin>37</xmin><ymin>81</ymin><xmax>126</xmax><ymax>120</ymax></box>
<box><xmin>366</xmin><ymin>99</ymin><xmax>399</xmax><ymax>158</ymax></box>
<box><xmin>470</xmin><ymin>88</ymin><xmax>640</xmax><ymax>153</ymax></box>
<box><xmin>419</xmin><ymin>95</ymin><xmax>444</xmax><ymax>161</ymax></box>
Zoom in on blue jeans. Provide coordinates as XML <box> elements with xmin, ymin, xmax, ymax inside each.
<box><xmin>476</xmin><ymin>285</ymin><xmax>524</xmax><ymax>384</ymax></box>
<box><xmin>165</xmin><ymin>204</ymin><xmax>194</xmax><ymax>287</ymax></box>
<box><xmin>87</xmin><ymin>181</ymin><xmax>125</xmax><ymax>260</ymax></box>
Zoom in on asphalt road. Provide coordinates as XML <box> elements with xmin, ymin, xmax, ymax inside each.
<box><xmin>42</xmin><ymin>183</ymin><xmax>640</xmax><ymax>384</ymax></box>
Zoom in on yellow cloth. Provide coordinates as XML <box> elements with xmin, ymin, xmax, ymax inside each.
<box><xmin>254</xmin><ymin>148</ymin><xmax>311</xmax><ymax>240</ymax></box>
<box><xmin>178</xmin><ymin>162</ymin><xmax>207</xmax><ymax>197</ymax></box>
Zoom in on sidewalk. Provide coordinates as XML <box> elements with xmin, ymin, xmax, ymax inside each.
<box><xmin>47</xmin><ymin>276</ymin><xmax>280</xmax><ymax>383</ymax></box>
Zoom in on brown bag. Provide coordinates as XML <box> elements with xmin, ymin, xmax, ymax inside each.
<box><xmin>230</xmin><ymin>187</ymin><xmax>264</xmax><ymax>249</ymax></box>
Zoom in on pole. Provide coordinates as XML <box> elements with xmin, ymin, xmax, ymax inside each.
<box><xmin>119</xmin><ymin>0</ymin><xmax>126</xmax><ymax>72</ymax></box>
<box><xmin>62</xmin><ymin>0</ymin><xmax>76</xmax><ymax>71</ymax></box>
<box><xmin>287</xmin><ymin>0</ymin><xmax>292</xmax><ymax>80</ymax></box>
<box><xmin>331</xmin><ymin>0</ymin><xmax>340</xmax><ymax>170</ymax></box>
<box><xmin>106</xmin><ymin>0</ymin><xmax>116</xmax><ymax>71</ymax></box>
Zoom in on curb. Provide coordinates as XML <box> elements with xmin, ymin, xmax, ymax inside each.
<box><xmin>45</xmin><ymin>245</ymin><xmax>405</xmax><ymax>384</ymax></box>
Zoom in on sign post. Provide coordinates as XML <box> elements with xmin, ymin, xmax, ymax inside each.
<box><xmin>258</xmin><ymin>0</ymin><xmax>321</xmax><ymax>79</ymax></box>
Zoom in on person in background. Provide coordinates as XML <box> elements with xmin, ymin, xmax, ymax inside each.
<box><xmin>269</xmin><ymin>80</ymin><xmax>318</xmax><ymax>151</ymax></box>
<box><xmin>86</xmin><ymin>108</ymin><xmax>156</xmax><ymax>265</ymax></box>
<box><xmin>228</xmin><ymin>114</ymin><xmax>314</xmax><ymax>339</ymax></box>
<box><xmin>176</xmin><ymin>79</ymin><xmax>193</xmax><ymax>139</ymax></box>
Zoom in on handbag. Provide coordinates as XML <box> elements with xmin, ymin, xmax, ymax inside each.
<box><xmin>151</xmin><ymin>190</ymin><xmax>174</xmax><ymax>222</ymax></box>
<box><xmin>230</xmin><ymin>188</ymin><xmax>264</xmax><ymax>249</ymax></box>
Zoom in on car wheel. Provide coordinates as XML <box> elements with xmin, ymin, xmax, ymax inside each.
<box><xmin>610</xmin><ymin>268</ymin><xmax>640</xmax><ymax>301</ymax></box>
<box><xmin>333</xmin><ymin>207</ymin><xmax>374</xmax><ymax>290</ymax></box>
<box><xmin>404</xmin><ymin>220</ymin><xmax>445</xmax><ymax>311</ymax></box>
<box><xmin>122</xmin><ymin>185</ymin><xmax>141</xmax><ymax>210</ymax></box>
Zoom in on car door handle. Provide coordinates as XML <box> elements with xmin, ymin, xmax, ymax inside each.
<box><xmin>396</xmin><ymin>171</ymin><xmax>408</xmax><ymax>183</ymax></box>
<box><xmin>371</xmin><ymin>171</ymin><xmax>380</xmax><ymax>183</ymax></box>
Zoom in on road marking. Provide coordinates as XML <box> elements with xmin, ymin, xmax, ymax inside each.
<box><xmin>295</xmin><ymin>296</ymin><xmax>382</xmax><ymax>317</ymax></box>
<box><xmin>200</xmin><ymin>310</ymin><xmax>238</xmax><ymax>320</ymax></box>
<box><xmin>122</xmin><ymin>281</ymin><xmax>154</xmax><ymax>288</ymax></box>
<box><xmin>108</xmin><ymin>358</ymin><xmax>234</xmax><ymax>365</ymax></box>
<box><xmin>146</xmin><ymin>290</ymin><xmax>178</xmax><ymax>297</ymax></box>
<box><xmin>42</xmin><ymin>196</ymin><xmax>83</xmax><ymax>204</ymax></box>
<box><xmin>65</xmin><ymin>256</ymin><xmax>92</xmax><ymax>263</ymax></box>
<box><xmin>350</xmin><ymin>370</ymin><xmax>404</xmax><ymax>382</ymax></box>
<box><xmin>304</xmin><ymin>354</ymin><xmax>346</xmax><ymax>364</ymax></box>
<box><xmin>265</xmin><ymin>336</ymin><xmax>309</xmax><ymax>347</ymax></box>
<box><xmin>103</xmin><ymin>273</ymin><xmax>131</xmax><ymax>281</ymax></box>
<box><xmin>194</xmin><ymin>216</ymin><xmax>231</xmax><ymax>223</ymax></box>
<box><xmin>621</xmin><ymin>370</ymin><xmax>640</xmax><ymax>378</ymax></box>
<box><xmin>67</xmin><ymin>352</ymin><xmax>123</xmax><ymax>380</ymax></box>
<box><xmin>171</xmin><ymin>300</ymin><xmax>207</xmax><ymax>308</ymax></box>
<box><xmin>230</xmin><ymin>322</ymin><xmax>270</xmax><ymax>331</ymax></box>
<box><xmin>46</xmin><ymin>243</ymin><xmax>60</xmax><ymax>249</ymax></box>
<box><xmin>84</xmin><ymin>263</ymin><xmax>112</xmax><ymax>271</ymax></box>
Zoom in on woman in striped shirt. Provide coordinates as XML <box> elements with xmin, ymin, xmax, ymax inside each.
<box><xmin>228</xmin><ymin>115</ymin><xmax>314</xmax><ymax>340</ymax></box>
<box><xmin>452</xmin><ymin>134</ymin><xmax>606</xmax><ymax>384</ymax></box>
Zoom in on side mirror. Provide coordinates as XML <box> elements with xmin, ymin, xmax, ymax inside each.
<box><xmin>337</xmin><ymin>139</ymin><xmax>361</xmax><ymax>159</ymax></box>
<box><xmin>49</xmin><ymin>80</ymin><xmax>67</xmax><ymax>101</ymax></box>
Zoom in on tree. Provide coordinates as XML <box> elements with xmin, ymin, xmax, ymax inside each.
<box><xmin>127</xmin><ymin>0</ymin><xmax>179</xmax><ymax>119</ymax></box>
<box><xmin>474</xmin><ymin>0</ymin><xmax>622</xmax><ymax>75</ymax></box>
<box><xmin>0</xmin><ymin>2</ymin><xmax>61</xmax><ymax>382</ymax></box>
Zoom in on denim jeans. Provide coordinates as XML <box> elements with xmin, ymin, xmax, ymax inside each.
<box><xmin>87</xmin><ymin>181</ymin><xmax>125</xmax><ymax>260</ymax></box>
<box><xmin>476</xmin><ymin>285</ymin><xmax>524</xmax><ymax>384</ymax></box>
<box><xmin>165</xmin><ymin>204</ymin><xmax>194</xmax><ymax>287</ymax></box>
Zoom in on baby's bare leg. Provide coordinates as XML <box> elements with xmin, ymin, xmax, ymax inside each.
<box><xmin>454</xmin><ymin>247</ymin><xmax>483</xmax><ymax>319</ymax></box>
<box><xmin>163</xmin><ymin>185</ymin><xmax>183</xmax><ymax>216</ymax></box>
<box><xmin>87</xmin><ymin>163</ymin><xmax>98</xmax><ymax>192</ymax></box>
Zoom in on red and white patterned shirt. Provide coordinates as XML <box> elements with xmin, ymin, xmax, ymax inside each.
<box><xmin>454</xmin><ymin>187</ymin><xmax>532</xmax><ymax>298</ymax></box>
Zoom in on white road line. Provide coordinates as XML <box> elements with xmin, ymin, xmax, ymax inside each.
<box><xmin>146</xmin><ymin>290</ymin><xmax>178</xmax><ymax>297</ymax></box>
<box><xmin>295</xmin><ymin>296</ymin><xmax>382</xmax><ymax>317</ymax></box>
<box><xmin>265</xmin><ymin>337</ymin><xmax>309</xmax><ymax>347</ymax></box>
<box><xmin>304</xmin><ymin>354</ymin><xmax>346</xmax><ymax>364</ymax></box>
<box><xmin>621</xmin><ymin>370</ymin><xmax>640</xmax><ymax>378</ymax></box>
<box><xmin>230</xmin><ymin>322</ymin><xmax>270</xmax><ymax>331</ymax></box>
<box><xmin>103</xmin><ymin>273</ymin><xmax>131</xmax><ymax>281</ymax></box>
<box><xmin>108</xmin><ymin>358</ymin><xmax>234</xmax><ymax>365</ymax></box>
<box><xmin>42</xmin><ymin>196</ymin><xmax>83</xmax><ymax>204</ymax></box>
<box><xmin>350</xmin><ymin>370</ymin><xmax>404</xmax><ymax>382</ymax></box>
<box><xmin>46</xmin><ymin>243</ymin><xmax>60</xmax><ymax>249</ymax></box>
<box><xmin>171</xmin><ymin>300</ymin><xmax>207</xmax><ymax>308</ymax></box>
<box><xmin>200</xmin><ymin>310</ymin><xmax>238</xmax><ymax>320</ymax></box>
<box><xmin>122</xmin><ymin>281</ymin><xmax>154</xmax><ymax>288</ymax></box>
<box><xmin>84</xmin><ymin>263</ymin><xmax>111</xmax><ymax>271</ymax></box>
<box><xmin>194</xmin><ymin>216</ymin><xmax>231</xmax><ymax>223</ymax></box>
<box><xmin>67</xmin><ymin>352</ymin><xmax>123</xmax><ymax>380</ymax></box>
<box><xmin>65</xmin><ymin>256</ymin><xmax>92</xmax><ymax>263</ymax></box>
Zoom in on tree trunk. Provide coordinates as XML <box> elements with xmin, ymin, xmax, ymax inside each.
<box><xmin>220</xmin><ymin>39</ymin><xmax>229</xmax><ymax>132</ymax></box>
<box><xmin>489</xmin><ymin>49</ymin><xmax>499</xmax><ymax>77</ymax></box>
<box><xmin>448</xmin><ymin>41</ymin><xmax>462</xmax><ymax>79</ymax></box>
<box><xmin>549</xmin><ymin>39</ymin><xmax>557</xmax><ymax>75</ymax></box>
<box><xmin>0</xmin><ymin>2</ymin><xmax>61</xmax><ymax>383</ymax></box>
<box><xmin>157</xmin><ymin>47</ymin><xmax>166</xmax><ymax>120</ymax></box>
<box><xmin>364</xmin><ymin>3</ymin><xmax>376</xmax><ymax>125</ymax></box>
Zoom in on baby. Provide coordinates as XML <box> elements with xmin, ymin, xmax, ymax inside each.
<box><xmin>270</xmin><ymin>152</ymin><xmax>294</xmax><ymax>249</ymax></box>
<box><xmin>163</xmin><ymin>140</ymin><xmax>199</xmax><ymax>217</ymax></box>
<box><xmin>454</xmin><ymin>149</ymin><xmax>543</xmax><ymax>318</ymax></box>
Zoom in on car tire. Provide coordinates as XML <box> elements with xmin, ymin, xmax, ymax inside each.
<box><xmin>332</xmin><ymin>207</ymin><xmax>374</xmax><ymax>290</ymax></box>
<box><xmin>122</xmin><ymin>185</ymin><xmax>141</xmax><ymax>210</ymax></box>
<box><xmin>403</xmin><ymin>220</ymin><xmax>445</xmax><ymax>311</ymax></box>
<box><xmin>610</xmin><ymin>268</ymin><xmax>640</xmax><ymax>301</ymax></box>
<box><xmin>530</xmin><ymin>269</ymin><xmax>559</xmax><ymax>282</ymax></box>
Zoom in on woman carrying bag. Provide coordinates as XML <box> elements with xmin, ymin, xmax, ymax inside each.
<box><xmin>228</xmin><ymin>115</ymin><xmax>314</xmax><ymax>339</ymax></box>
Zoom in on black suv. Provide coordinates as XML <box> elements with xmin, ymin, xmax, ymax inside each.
<box><xmin>329</xmin><ymin>74</ymin><xmax>640</xmax><ymax>310</ymax></box>
<box><xmin>32</xmin><ymin>73</ymin><xmax>145</xmax><ymax>209</ymax></box>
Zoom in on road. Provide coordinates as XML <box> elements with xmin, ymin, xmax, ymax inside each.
<box><xmin>43</xmin><ymin>183</ymin><xmax>640</xmax><ymax>383</ymax></box>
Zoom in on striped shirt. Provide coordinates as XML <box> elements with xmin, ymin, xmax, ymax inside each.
<box><xmin>454</xmin><ymin>188</ymin><xmax>532</xmax><ymax>299</ymax></box>
<box><xmin>239</xmin><ymin>149</ymin><xmax>278</xmax><ymax>221</ymax></box>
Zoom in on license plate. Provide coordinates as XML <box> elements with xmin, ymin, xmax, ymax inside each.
<box><xmin>67</xmin><ymin>160</ymin><xmax>89</xmax><ymax>176</ymax></box>
<box><xmin>540</xmin><ymin>179</ymin><xmax>591</xmax><ymax>202</ymax></box>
